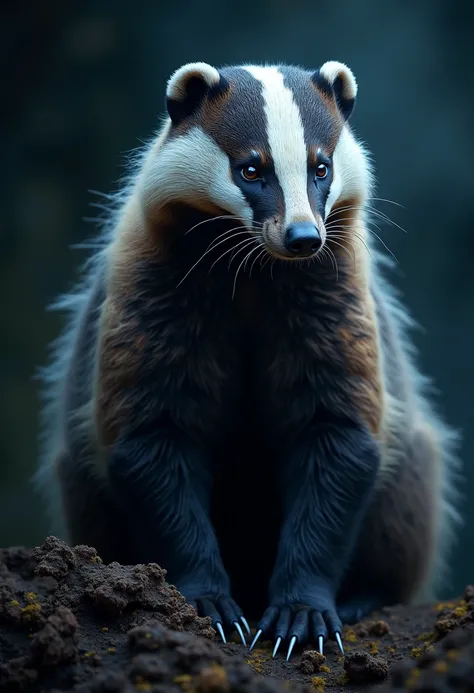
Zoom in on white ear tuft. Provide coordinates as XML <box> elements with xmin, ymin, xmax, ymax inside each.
<box><xmin>165</xmin><ymin>62</ymin><xmax>228</xmax><ymax>125</ymax></box>
<box><xmin>166</xmin><ymin>62</ymin><xmax>221</xmax><ymax>101</ymax></box>
<box><xmin>312</xmin><ymin>61</ymin><xmax>358</xmax><ymax>121</ymax></box>
<box><xmin>319</xmin><ymin>61</ymin><xmax>357</xmax><ymax>100</ymax></box>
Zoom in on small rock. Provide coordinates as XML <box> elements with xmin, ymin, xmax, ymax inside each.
<box><xmin>197</xmin><ymin>663</ymin><xmax>230</xmax><ymax>692</ymax></box>
<box><xmin>127</xmin><ymin>623</ymin><xmax>170</xmax><ymax>652</ymax></box>
<box><xmin>298</xmin><ymin>650</ymin><xmax>326</xmax><ymax>674</ymax></box>
<box><xmin>73</xmin><ymin>544</ymin><xmax>103</xmax><ymax>564</ymax></box>
<box><xmin>368</xmin><ymin>619</ymin><xmax>391</xmax><ymax>637</ymax></box>
<box><xmin>344</xmin><ymin>649</ymin><xmax>388</xmax><ymax>683</ymax></box>
<box><xmin>434</xmin><ymin>616</ymin><xmax>459</xmax><ymax>639</ymax></box>
<box><xmin>353</xmin><ymin>623</ymin><xmax>368</xmax><ymax>637</ymax></box>
<box><xmin>30</xmin><ymin>606</ymin><xmax>78</xmax><ymax>666</ymax></box>
<box><xmin>32</xmin><ymin>537</ymin><xmax>76</xmax><ymax>580</ymax></box>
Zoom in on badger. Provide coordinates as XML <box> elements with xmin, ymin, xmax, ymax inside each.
<box><xmin>36</xmin><ymin>60</ymin><xmax>461</xmax><ymax>660</ymax></box>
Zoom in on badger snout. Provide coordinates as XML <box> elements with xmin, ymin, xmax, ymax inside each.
<box><xmin>284</xmin><ymin>222</ymin><xmax>322</xmax><ymax>258</ymax></box>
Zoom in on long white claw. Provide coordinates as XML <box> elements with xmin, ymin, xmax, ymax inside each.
<box><xmin>286</xmin><ymin>635</ymin><xmax>297</xmax><ymax>661</ymax></box>
<box><xmin>216</xmin><ymin>622</ymin><xmax>227</xmax><ymax>644</ymax></box>
<box><xmin>272</xmin><ymin>636</ymin><xmax>282</xmax><ymax>658</ymax></box>
<box><xmin>241</xmin><ymin>617</ymin><xmax>251</xmax><ymax>636</ymax></box>
<box><xmin>318</xmin><ymin>635</ymin><xmax>324</xmax><ymax>655</ymax></box>
<box><xmin>234</xmin><ymin>621</ymin><xmax>247</xmax><ymax>646</ymax></box>
<box><xmin>249</xmin><ymin>628</ymin><xmax>262</xmax><ymax>651</ymax></box>
<box><xmin>335</xmin><ymin>631</ymin><xmax>344</xmax><ymax>655</ymax></box>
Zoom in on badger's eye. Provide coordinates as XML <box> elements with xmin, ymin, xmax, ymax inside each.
<box><xmin>315</xmin><ymin>163</ymin><xmax>328</xmax><ymax>180</ymax></box>
<box><xmin>241</xmin><ymin>165</ymin><xmax>261</xmax><ymax>182</ymax></box>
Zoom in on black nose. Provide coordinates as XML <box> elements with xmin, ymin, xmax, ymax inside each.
<box><xmin>284</xmin><ymin>222</ymin><xmax>322</xmax><ymax>257</ymax></box>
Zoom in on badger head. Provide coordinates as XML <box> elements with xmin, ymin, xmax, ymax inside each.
<box><xmin>138</xmin><ymin>60</ymin><xmax>372</xmax><ymax>263</ymax></box>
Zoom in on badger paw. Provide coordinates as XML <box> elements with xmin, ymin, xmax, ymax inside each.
<box><xmin>188</xmin><ymin>595</ymin><xmax>250</xmax><ymax>645</ymax></box>
<box><xmin>250</xmin><ymin>603</ymin><xmax>344</xmax><ymax>660</ymax></box>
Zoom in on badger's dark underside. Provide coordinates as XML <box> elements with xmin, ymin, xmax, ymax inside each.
<box><xmin>83</xmin><ymin>413</ymin><xmax>385</xmax><ymax>635</ymax></box>
<box><xmin>64</xmin><ymin>416</ymin><xmax>397</xmax><ymax>653</ymax></box>
<box><xmin>50</xmin><ymin>212</ymin><xmax>442</xmax><ymax>659</ymax></box>
<box><xmin>211</xmin><ymin>423</ymin><xmax>390</xmax><ymax>626</ymax></box>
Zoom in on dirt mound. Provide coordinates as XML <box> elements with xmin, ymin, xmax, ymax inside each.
<box><xmin>0</xmin><ymin>537</ymin><xmax>473</xmax><ymax>692</ymax></box>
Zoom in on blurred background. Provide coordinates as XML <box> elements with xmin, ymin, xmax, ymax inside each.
<box><xmin>2</xmin><ymin>1</ymin><xmax>473</xmax><ymax>597</ymax></box>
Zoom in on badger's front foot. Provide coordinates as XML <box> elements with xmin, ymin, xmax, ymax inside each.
<box><xmin>109</xmin><ymin>428</ymin><xmax>249</xmax><ymax>645</ymax></box>
<box><xmin>250</xmin><ymin>582</ymin><xmax>343</xmax><ymax>659</ymax></box>
<box><xmin>179</xmin><ymin>581</ymin><xmax>249</xmax><ymax>645</ymax></box>
<box><xmin>258</xmin><ymin>421</ymin><xmax>380</xmax><ymax>660</ymax></box>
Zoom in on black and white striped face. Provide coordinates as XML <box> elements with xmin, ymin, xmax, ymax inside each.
<box><xmin>142</xmin><ymin>61</ymin><xmax>371</xmax><ymax>261</ymax></box>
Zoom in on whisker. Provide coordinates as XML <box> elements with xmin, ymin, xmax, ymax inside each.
<box><xmin>328</xmin><ymin>229</ymin><xmax>373</xmax><ymax>260</ymax></box>
<box><xmin>316</xmin><ymin>246</ymin><xmax>336</xmax><ymax>272</ymax></box>
<box><xmin>326</xmin><ymin>198</ymin><xmax>404</xmax><ymax>217</ymax></box>
<box><xmin>326</xmin><ymin>203</ymin><xmax>360</xmax><ymax>217</ymax></box>
<box><xmin>326</xmin><ymin>203</ymin><xmax>408</xmax><ymax>235</ymax></box>
<box><xmin>325</xmin><ymin>216</ymin><xmax>397</xmax><ymax>262</ymax></box>
<box><xmin>367</xmin><ymin>196</ymin><xmax>405</xmax><ymax>209</ymax></box>
<box><xmin>324</xmin><ymin>214</ymin><xmax>366</xmax><ymax>231</ymax></box>
<box><xmin>365</xmin><ymin>228</ymin><xmax>398</xmax><ymax>262</ymax></box>
<box><xmin>185</xmin><ymin>215</ymin><xmax>237</xmax><ymax>236</ymax></box>
<box><xmin>325</xmin><ymin>213</ymin><xmax>384</xmax><ymax>231</ymax></box>
<box><xmin>207</xmin><ymin>228</ymin><xmax>251</xmax><ymax>252</ymax></box>
<box><xmin>244</xmin><ymin>241</ymin><xmax>264</xmax><ymax>273</ymax></box>
<box><xmin>249</xmin><ymin>247</ymin><xmax>267</xmax><ymax>277</ymax></box>
<box><xmin>225</xmin><ymin>232</ymin><xmax>253</xmax><ymax>268</ymax></box>
<box><xmin>328</xmin><ymin>238</ymin><xmax>356</xmax><ymax>268</ymax></box>
<box><xmin>333</xmin><ymin>215</ymin><xmax>397</xmax><ymax>261</ymax></box>
<box><xmin>232</xmin><ymin>243</ymin><xmax>259</xmax><ymax>300</ymax></box>
<box><xmin>208</xmin><ymin>237</ymin><xmax>256</xmax><ymax>274</ymax></box>
<box><xmin>367</xmin><ymin>209</ymin><xmax>407</xmax><ymax>235</ymax></box>
<box><xmin>321</xmin><ymin>245</ymin><xmax>339</xmax><ymax>282</ymax></box>
<box><xmin>226</xmin><ymin>236</ymin><xmax>261</xmax><ymax>270</ymax></box>
<box><xmin>260</xmin><ymin>254</ymin><xmax>272</xmax><ymax>272</ymax></box>
<box><xmin>228</xmin><ymin>239</ymin><xmax>258</xmax><ymax>270</ymax></box>
<box><xmin>185</xmin><ymin>215</ymin><xmax>263</xmax><ymax>236</ymax></box>
<box><xmin>328</xmin><ymin>246</ymin><xmax>341</xmax><ymax>282</ymax></box>
<box><xmin>243</xmin><ymin>249</ymin><xmax>253</xmax><ymax>272</ymax></box>
<box><xmin>319</xmin><ymin>245</ymin><xmax>336</xmax><ymax>274</ymax></box>
<box><xmin>177</xmin><ymin>228</ymin><xmax>252</xmax><ymax>286</ymax></box>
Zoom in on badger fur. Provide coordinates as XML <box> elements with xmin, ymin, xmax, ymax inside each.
<box><xmin>36</xmin><ymin>60</ymin><xmax>462</xmax><ymax>658</ymax></box>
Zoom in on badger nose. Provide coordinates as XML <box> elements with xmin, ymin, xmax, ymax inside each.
<box><xmin>284</xmin><ymin>222</ymin><xmax>322</xmax><ymax>257</ymax></box>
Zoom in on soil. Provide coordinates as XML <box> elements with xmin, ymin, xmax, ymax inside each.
<box><xmin>1</xmin><ymin>537</ymin><xmax>473</xmax><ymax>693</ymax></box>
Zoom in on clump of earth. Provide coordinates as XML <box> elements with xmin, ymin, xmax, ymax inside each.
<box><xmin>1</xmin><ymin>536</ymin><xmax>473</xmax><ymax>692</ymax></box>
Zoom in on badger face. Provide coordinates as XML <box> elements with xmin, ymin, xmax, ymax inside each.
<box><xmin>140</xmin><ymin>61</ymin><xmax>371</xmax><ymax>262</ymax></box>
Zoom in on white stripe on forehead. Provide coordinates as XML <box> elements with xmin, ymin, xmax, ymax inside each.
<box><xmin>244</xmin><ymin>65</ymin><xmax>317</xmax><ymax>228</ymax></box>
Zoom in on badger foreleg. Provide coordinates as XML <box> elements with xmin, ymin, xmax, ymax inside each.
<box><xmin>251</xmin><ymin>419</ymin><xmax>379</xmax><ymax>658</ymax></box>
<box><xmin>108</xmin><ymin>426</ymin><xmax>247</xmax><ymax>644</ymax></box>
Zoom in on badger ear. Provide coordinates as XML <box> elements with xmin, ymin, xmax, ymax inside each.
<box><xmin>311</xmin><ymin>61</ymin><xmax>357</xmax><ymax>121</ymax></box>
<box><xmin>165</xmin><ymin>61</ymin><xmax>229</xmax><ymax>125</ymax></box>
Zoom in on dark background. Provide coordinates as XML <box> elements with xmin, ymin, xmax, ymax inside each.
<box><xmin>2</xmin><ymin>1</ymin><xmax>473</xmax><ymax>598</ymax></box>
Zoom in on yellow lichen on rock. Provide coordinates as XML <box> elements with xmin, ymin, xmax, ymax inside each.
<box><xmin>311</xmin><ymin>676</ymin><xmax>325</xmax><ymax>692</ymax></box>
<box><xmin>245</xmin><ymin>648</ymin><xmax>271</xmax><ymax>674</ymax></box>
<box><xmin>21</xmin><ymin>602</ymin><xmax>41</xmax><ymax>621</ymax></box>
